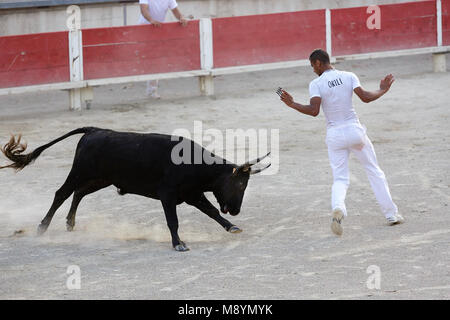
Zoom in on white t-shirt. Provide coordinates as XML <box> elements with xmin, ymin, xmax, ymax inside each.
<box><xmin>139</xmin><ymin>0</ymin><xmax>178</xmax><ymax>24</ymax></box>
<box><xmin>309</xmin><ymin>69</ymin><xmax>361</xmax><ymax>128</ymax></box>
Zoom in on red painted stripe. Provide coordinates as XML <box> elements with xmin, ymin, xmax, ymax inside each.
<box><xmin>0</xmin><ymin>31</ymin><xmax>69</xmax><ymax>88</ymax></box>
<box><xmin>443</xmin><ymin>0</ymin><xmax>450</xmax><ymax>45</ymax></box>
<box><xmin>331</xmin><ymin>1</ymin><xmax>437</xmax><ymax>56</ymax></box>
<box><xmin>82</xmin><ymin>22</ymin><xmax>201</xmax><ymax>80</ymax></box>
<box><xmin>212</xmin><ymin>10</ymin><xmax>326</xmax><ymax>68</ymax></box>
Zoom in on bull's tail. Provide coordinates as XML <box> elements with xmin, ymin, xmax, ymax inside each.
<box><xmin>0</xmin><ymin>127</ymin><xmax>97</xmax><ymax>171</ymax></box>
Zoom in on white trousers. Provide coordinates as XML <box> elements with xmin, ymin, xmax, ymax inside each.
<box><xmin>326</xmin><ymin>122</ymin><xmax>398</xmax><ymax>218</ymax></box>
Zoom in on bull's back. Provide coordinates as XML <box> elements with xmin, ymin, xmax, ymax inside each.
<box><xmin>74</xmin><ymin>130</ymin><xmax>174</xmax><ymax>184</ymax></box>
<box><xmin>71</xmin><ymin>129</ymin><xmax>224</xmax><ymax>198</ymax></box>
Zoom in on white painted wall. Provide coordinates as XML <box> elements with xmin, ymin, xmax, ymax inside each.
<box><xmin>0</xmin><ymin>0</ymin><xmax>424</xmax><ymax>36</ymax></box>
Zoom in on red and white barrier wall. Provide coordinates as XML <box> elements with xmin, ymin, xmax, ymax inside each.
<box><xmin>331</xmin><ymin>1</ymin><xmax>437</xmax><ymax>55</ymax></box>
<box><xmin>0</xmin><ymin>31</ymin><xmax>69</xmax><ymax>88</ymax></box>
<box><xmin>82</xmin><ymin>22</ymin><xmax>201</xmax><ymax>80</ymax></box>
<box><xmin>0</xmin><ymin>0</ymin><xmax>449</xmax><ymax>107</ymax></box>
<box><xmin>212</xmin><ymin>10</ymin><xmax>326</xmax><ymax>68</ymax></box>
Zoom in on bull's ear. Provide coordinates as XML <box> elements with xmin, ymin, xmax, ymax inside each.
<box><xmin>232</xmin><ymin>165</ymin><xmax>250</xmax><ymax>176</ymax></box>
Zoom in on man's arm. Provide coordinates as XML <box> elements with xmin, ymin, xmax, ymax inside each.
<box><xmin>140</xmin><ymin>4</ymin><xmax>161</xmax><ymax>26</ymax></box>
<box><xmin>280</xmin><ymin>90</ymin><xmax>321</xmax><ymax>117</ymax></box>
<box><xmin>172</xmin><ymin>7</ymin><xmax>188</xmax><ymax>26</ymax></box>
<box><xmin>354</xmin><ymin>74</ymin><xmax>395</xmax><ymax>103</ymax></box>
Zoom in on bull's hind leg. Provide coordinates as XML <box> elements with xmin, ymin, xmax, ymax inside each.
<box><xmin>37</xmin><ymin>179</ymin><xmax>77</xmax><ymax>235</ymax></box>
<box><xmin>66</xmin><ymin>180</ymin><xmax>111</xmax><ymax>231</ymax></box>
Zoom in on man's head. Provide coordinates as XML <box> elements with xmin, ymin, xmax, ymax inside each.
<box><xmin>309</xmin><ymin>49</ymin><xmax>331</xmax><ymax>76</ymax></box>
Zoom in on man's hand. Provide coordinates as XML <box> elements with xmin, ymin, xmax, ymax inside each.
<box><xmin>354</xmin><ymin>73</ymin><xmax>394</xmax><ymax>103</ymax></box>
<box><xmin>172</xmin><ymin>7</ymin><xmax>188</xmax><ymax>27</ymax></box>
<box><xmin>280</xmin><ymin>90</ymin><xmax>295</xmax><ymax>107</ymax></box>
<box><xmin>379</xmin><ymin>74</ymin><xmax>394</xmax><ymax>92</ymax></box>
<box><xmin>150</xmin><ymin>19</ymin><xmax>162</xmax><ymax>27</ymax></box>
<box><xmin>179</xmin><ymin>17</ymin><xmax>188</xmax><ymax>27</ymax></box>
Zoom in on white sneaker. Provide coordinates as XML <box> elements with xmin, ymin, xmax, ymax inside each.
<box><xmin>331</xmin><ymin>208</ymin><xmax>344</xmax><ymax>236</ymax></box>
<box><xmin>386</xmin><ymin>214</ymin><xmax>405</xmax><ymax>226</ymax></box>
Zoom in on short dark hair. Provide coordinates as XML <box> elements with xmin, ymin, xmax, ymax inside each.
<box><xmin>309</xmin><ymin>49</ymin><xmax>330</xmax><ymax>64</ymax></box>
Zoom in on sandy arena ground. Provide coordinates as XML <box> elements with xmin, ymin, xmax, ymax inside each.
<box><xmin>0</xmin><ymin>54</ymin><xmax>449</xmax><ymax>300</ymax></box>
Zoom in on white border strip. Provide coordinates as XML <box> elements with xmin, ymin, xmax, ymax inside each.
<box><xmin>437</xmin><ymin>0</ymin><xmax>443</xmax><ymax>47</ymax></box>
<box><xmin>212</xmin><ymin>57</ymin><xmax>336</xmax><ymax>76</ymax></box>
<box><xmin>0</xmin><ymin>81</ymin><xmax>86</xmax><ymax>96</ymax></box>
<box><xmin>335</xmin><ymin>46</ymin><xmax>450</xmax><ymax>61</ymax></box>
<box><xmin>199</xmin><ymin>18</ymin><xmax>213</xmax><ymax>70</ymax></box>
<box><xmin>0</xmin><ymin>70</ymin><xmax>210</xmax><ymax>96</ymax></box>
<box><xmin>212</xmin><ymin>60</ymin><xmax>311</xmax><ymax>76</ymax></box>
<box><xmin>326</xmin><ymin>9</ymin><xmax>332</xmax><ymax>56</ymax></box>
<box><xmin>86</xmin><ymin>70</ymin><xmax>210</xmax><ymax>86</ymax></box>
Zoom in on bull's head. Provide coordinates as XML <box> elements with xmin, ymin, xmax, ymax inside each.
<box><xmin>214</xmin><ymin>152</ymin><xmax>271</xmax><ymax>216</ymax></box>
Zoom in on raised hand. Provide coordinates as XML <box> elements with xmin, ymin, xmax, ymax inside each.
<box><xmin>380</xmin><ymin>74</ymin><xmax>395</xmax><ymax>92</ymax></box>
<box><xmin>280</xmin><ymin>90</ymin><xmax>294</xmax><ymax>107</ymax></box>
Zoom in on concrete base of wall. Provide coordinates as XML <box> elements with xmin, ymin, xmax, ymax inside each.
<box><xmin>433</xmin><ymin>53</ymin><xmax>447</xmax><ymax>72</ymax></box>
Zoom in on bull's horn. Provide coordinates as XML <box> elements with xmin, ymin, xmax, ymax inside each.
<box><xmin>250</xmin><ymin>163</ymin><xmax>271</xmax><ymax>175</ymax></box>
<box><xmin>232</xmin><ymin>152</ymin><xmax>271</xmax><ymax>175</ymax></box>
<box><xmin>242</xmin><ymin>152</ymin><xmax>271</xmax><ymax>168</ymax></box>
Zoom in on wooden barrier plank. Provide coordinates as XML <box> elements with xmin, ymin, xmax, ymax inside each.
<box><xmin>331</xmin><ymin>1</ymin><xmax>437</xmax><ymax>56</ymax></box>
<box><xmin>0</xmin><ymin>70</ymin><xmax>212</xmax><ymax>96</ymax></box>
<box><xmin>443</xmin><ymin>0</ymin><xmax>450</xmax><ymax>45</ymax></box>
<box><xmin>212</xmin><ymin>10</ymin><xmax>326</xmax><ymax>68</ymax></box>
<box><xmin>82</xmin><ymin>22</ymin><xmax>201</xmax><ymax>80</ymax></box>
<box><xmin>0</xmin><ymin>31</ymin><xmax>69</xmax><ymax>88</ymax></box>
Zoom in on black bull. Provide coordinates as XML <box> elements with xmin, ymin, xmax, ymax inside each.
<box><xmin>0</xmin><ymin>127</ymin><xmax>270</xmax><ymax>251</ymax></box>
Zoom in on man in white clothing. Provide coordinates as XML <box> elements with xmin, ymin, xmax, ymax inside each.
<box><xmin>139</xmin><ymin>0</ymin><xmax>188</xmax><ymax>98</ymax></box>
<box><xmin>279</xmin><ymin>49</ymin><xmax>404</xmax><ymax>235</ymax></box>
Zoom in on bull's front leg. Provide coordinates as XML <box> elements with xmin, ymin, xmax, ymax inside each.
<box><xmin>187</xmin><ymin>194</ymin><xmax>242</xmax><ymax>234</ymax></box>
<box><xmin>159</xmin><ymin>191</ymin><xmax>189</xmax><ymax>252</ymax></box>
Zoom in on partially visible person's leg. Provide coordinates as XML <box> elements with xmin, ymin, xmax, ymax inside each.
<box><xmin>328</xmin><ymin>145</ymin><xmax>350</xmax><ymax>235</ymax></box>
<box><xmin>326</xmin><ymin>127</ymin><xmax>353</xmax><ymax>235</ymax></box>
<box><xmin>139</xmin><ymin>20</ymin><xmax>162</xmax><ymax>99</ymax></box>
<box><xmin>146</xmin><ymin>80</ymin><xmax>160</xmax><ymax>98</ymax></box>
<box><xmin>351</xmin><ymin>136</ymin><xmax>399</xmax><ymax>219</ymax></box>
<box><xmin>328</xmin><ymin>145</ymin><xmax>350</xmax><ymax>216</ymax></box>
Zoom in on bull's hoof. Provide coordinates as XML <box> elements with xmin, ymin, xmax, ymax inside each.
<box><xmin>66</xmin><ymin>223</ymin><xmax>74</xmax><ymax>232</ymax></box>
<box><xmin>174</xmin><ymin>242</ymin><xmax>190</xmax><ymax>252</ymax></box>
<box><xmin>228</xmin><ymin>226</ymin><xmax>242</xmax><ymax>234</ymax></box>
<box><xmin>37</xmin><ymin>224</ymin><xmax>48</xmax><ymax>236</ymax></box>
